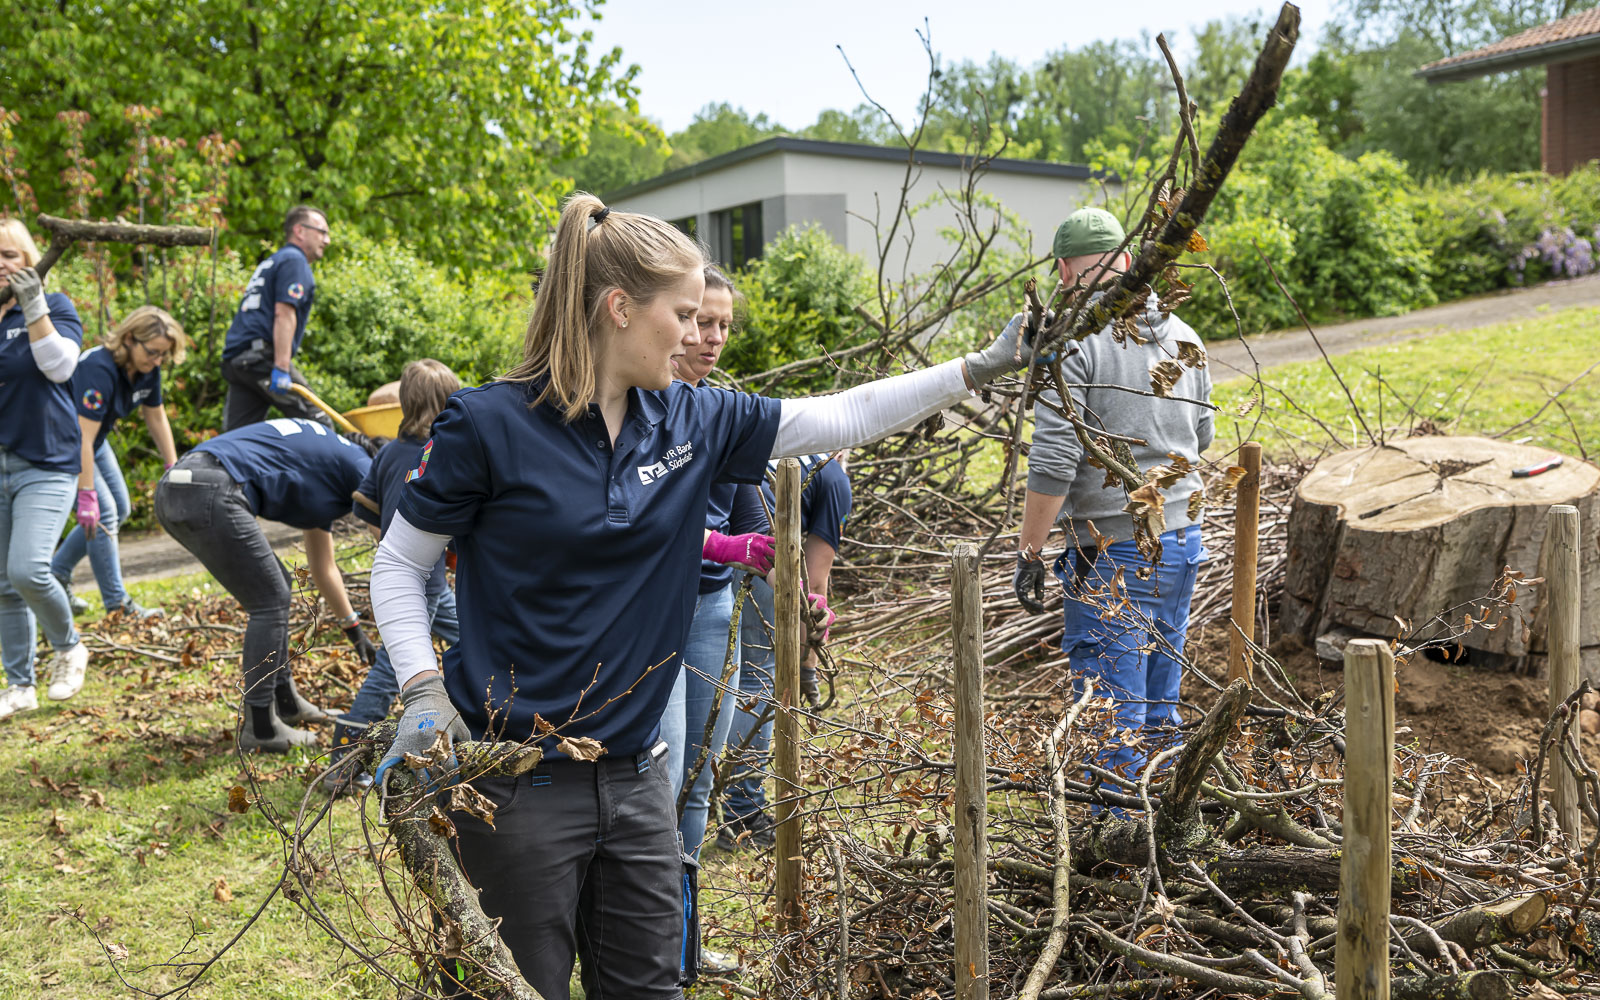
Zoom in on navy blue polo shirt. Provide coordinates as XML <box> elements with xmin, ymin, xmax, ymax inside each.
<box><xmin>222</xmin><ymin>245</ymin><xmax>315</xmax><ymax>361</ymax></box>
<box><xmin>0</xmin><ymin>293</ymin><xmax>85</xmax><ymax>474</ymax></box>
<box><xmin>396</xmin><ymin>379</ymin><xmax>781</xmax><ymax>756</ymax></box>
<box><xmin>698</xmin><ymin>481</ymin><xmax>739</xmax><ymax>595</ymax></box>
<box><xmin>194</xmin><ymin>418</ymin><xmax>371</xmax><ymax>530</ymax></box>
<box><xmin>730</xmin><ymin>454</ymin><xmax>853</xmax><ymax>551</ymax></box>
<box><xmin>353</xmin><ymin>433</ymin><xmax>428</xmax><ymax>535</ymax></box>
<box><xmin>72</xmin><ymin>346</ymin><xmax>163</xmax><ymax>452</ymax></box>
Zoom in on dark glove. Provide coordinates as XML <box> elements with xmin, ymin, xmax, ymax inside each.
<box><xmin>1014</xmin><ymin>551</ymin><xmax>1048</xmax><ymax>615</ymax></box>
<box><xmin>373</xmin><ymin>674</ymin><xmax>470</xmax><ymax>798</ymax></box>
<box><xmin>269</xmin><ymin>366</ymin><xmax>294</xmax><ymax>397</ymax></box>
<box><xmin>8</xmin><ymin>267</ymin><xmax>47</xmax><ymax>324</ymax></box>
<box><xmin>799</xmin><ymin>663</ymin><xmax>822</xmax><ymax>711</ymax></box>
<box><xmin>343</xmin><ymin>623</ymin><xmax>379</xmax><ymax>666</ymax></box>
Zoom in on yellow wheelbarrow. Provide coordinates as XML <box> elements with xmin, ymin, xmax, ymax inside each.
<box><xmin>289</xmin><ymin>384</ymin><xmax>403</xmax><ymax>438</ymax></box>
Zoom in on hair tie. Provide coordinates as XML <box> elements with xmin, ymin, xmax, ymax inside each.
<box><xmin>589</xmin><ymin>206</ymin><xmax>611</xmax><ymax>230</ymax></box>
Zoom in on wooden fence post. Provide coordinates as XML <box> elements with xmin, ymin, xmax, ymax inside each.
<box><xmin>772</xmin><ymin>458</ymin><xmax>805</xmax><ymax>972</ymax></box>
<box><xmin>1337</xmin><ymin>638</ymin><xmax>1395</xmax><ymax>1000</ymax></box>
<box><xmin>1545</xmin><ymin>503</ymin><xmax>1583</xmax><ymax>845</ymax></box>
<box><xmin>1228</xmin><ymin>441</ymin><xmax>1263</xmax><ymax>686</ymax></box>
<box><xmin>950</xmin><ymin>542</ymin><xmax>989</xmax><ymax>1000</ymax></box>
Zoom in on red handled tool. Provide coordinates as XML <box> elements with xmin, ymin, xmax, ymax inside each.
<box><xmin>1511</xmin><ymin>456</ymin><xmax>1563</xmax><ymax>478</ymax></box>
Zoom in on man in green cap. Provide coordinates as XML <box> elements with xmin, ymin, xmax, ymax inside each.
<box><xmin>1012</xmin><ymin>206</ymin><xmax>1215</xmax><ymax>785</ymax></box>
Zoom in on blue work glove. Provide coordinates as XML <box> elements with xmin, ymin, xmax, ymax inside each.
<box><xmin>268</xmin><ymin>366</ymin><xmax>294</xmax><ymax>397</ymax></box>
<box><xmin>964</xmin><ymin>312</ymin><xmax>1052</xmax><ymax>387</ymax></box>
<box><xmin>373</xmin><ymin>675</ymin><xmax>470</xmax><ymax>800</ymax></box>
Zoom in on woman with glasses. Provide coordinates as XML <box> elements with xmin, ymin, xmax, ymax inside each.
<box><xmin>0</xmin><ymin>218</ymin><xmax>90</xmax><ymax>720</ymax></box>
<box><xmin>51</xmin><ymin>306</ymin><xmax>185</xmax><ymax>619</ymax></box>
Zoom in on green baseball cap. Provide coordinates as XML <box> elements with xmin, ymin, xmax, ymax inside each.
<box><xmin>1051</xmin><ymin>207</ymin><xmax>1125</xmax><ymax>260</ymax></box>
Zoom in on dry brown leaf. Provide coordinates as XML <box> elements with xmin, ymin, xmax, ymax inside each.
<box><xmin>449</xmin><ymin>782</ymin><xmax>499</xmax><ymax>830</ymax></box>
<box><xmin>1186</xmin><ymin>230</ymin><xmax>1210</xmax><ymax>253</ymax></box>
<box><xmin>557</xmin><ymin>736</ymin><xmax>607</xmax><ymax>762</ymax></box>
<box><xmin>106</xmin><ymin>942</ymin><xmax>129</xmax><ymax>961</ymax></box>
<box><xmin>79</xmin><ymin>788</ymin><xmax>105</xmax><ymax>809</ymax></box>
<box><xmin>1149</xmin><ymin>359</ymin><xmax>1183</xmax><ymax>398</ymax></box>
<box><xmin>226</xmin><ymin>785</ymin><xmax>250</xmax><ymax>814</ymax></box>
<box><xmin>1187</xmin><ymin>489</ymin><xmax>1206</xmax><ymax>521</ymax></box>
<box><xmin>1176</xmin><ymin>341</ymin><xmax>1206</xmax><ymax>369</ymax></box>
<box><xmin>213</xmin><ymin>876</ymin><xmax>232</xmax><ymax>903</ymax></box>
<box><xmin>1235</xmin><ymin>392</ymin><xmax>1258</xmax><ymax>417</ymax></box>
<box><xmin>1222</xmin><ymin>466</ymin><xmax>1248</xmax><ymax>490</ymax></box>
<box><xmin>428</xmin><ymin>806</ymin><xmax>457</xmax><ymax>839</ymax></box>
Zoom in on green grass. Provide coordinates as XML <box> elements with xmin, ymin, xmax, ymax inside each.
<box><xmin>1210</xmin><ymin>305</ymin><xmax>1600</xmax><ymax>461</ymax></box>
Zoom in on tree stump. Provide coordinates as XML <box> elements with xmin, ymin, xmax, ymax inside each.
<box><xmin>1281</xmin><ymin>436</ymin><xmax>1600</xmax><ymax>678</ymax></box>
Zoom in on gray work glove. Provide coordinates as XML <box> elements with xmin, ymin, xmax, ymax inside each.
<box><xmin>8</xmin><ymin>267</ymin><xmax>47</xmax><ymax>325</ymax></box>
<box><xmin>963</xmin><ymin>312</ymin><xmax>1048</xmax><ymax>387</ymax></box>
<box><xmin>1014</xmin><ymin>551</ymin><xmax>1048</xmax><ymax>615</ymax></box>
<box><xmin>373</xmin><ymin>675</ymin><xmax>470</xmax><ymax>798</ymax></box>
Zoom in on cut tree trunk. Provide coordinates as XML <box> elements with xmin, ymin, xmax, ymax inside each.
<box><xmin>1281</xmin><ymin>436</ymin><xmax>1600</xmax><ymax>678</ymax></box>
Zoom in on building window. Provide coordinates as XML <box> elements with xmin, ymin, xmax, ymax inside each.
<box><xmin>669</xmin><ymin>216</ymin><xmax>698</xmax><ymax>239</ymax></box>
<box><xmin>711</xmin><ymin>202</ymin><xmax>764</xmax><ymax>267</ymax></box>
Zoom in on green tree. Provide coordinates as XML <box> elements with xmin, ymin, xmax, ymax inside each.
<box><xmin>1</xmin><ymin>0</ymin><xmax>643</xmax><ymax>273</ymax></box>
<box><xmin>556</xmin><ymin>110</ymin><xmax>670</xmax><ymax>197</ymax></box>
<box><xmin>801</xmin><ymin>105</ymin><xmax>896</xmax><ymax>145</ymax></box>
<box><xmin>665</xmin><ymin>104</ymin><xmax>787</xmax><ymax>168</ymax></box>
<box><xmin>1187</xmin><ymin>15</ymin><xmax>1266</xmax><ymax>113</ymax></box>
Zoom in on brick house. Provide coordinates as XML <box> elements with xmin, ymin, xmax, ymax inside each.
<box><xmin>1418</xmin><ymin>5</ymin><xmax>1600</xmax><ymax>175</ymax></box>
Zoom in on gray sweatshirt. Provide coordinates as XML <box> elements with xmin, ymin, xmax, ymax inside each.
<box><xmin>1026</xmin><ymin>295</ymin><xmax>1215</xmax><ymax>545</ymax></box>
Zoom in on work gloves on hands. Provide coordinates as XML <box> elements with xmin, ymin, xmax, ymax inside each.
<box><xmin>805</xmin><ymin>592</ymin><xmax>835</xmax><ymax>644</ymax></box>
<box><xmin>1014</xmin><ymin>551</ymin><xmax>1048</xmax><ymax>615</ymax></box>
<box><xmin>373</xmin><ymin>674</ymin><xmax>470</xmax><ymax>799</ymax></box>
<box><xmin>703</xmin><ymin>530</ymin><xmax>776</xmax><ymax>575</ymax></box>
<box><xmin>343</xmin><ymin>624</ymin><xmax>379</xmax><ymax>666</ymax></box>
<box><xmin>268</xmin><ymin>366</ymin><xmax>294</xmax><ymax>398</ymax></box>
<box><xmin>964</xmin><ymin>312</ymin><xmax>1052</xmax><ymax>387</ymax></box>
<box><xmin>8</xmin><ymin>267</ymin><xmax>47</xmax><ymax>325</ymax></box>
<box><xmin>76</xmin><ymin>488</ymin><xmax>100</xmax><ymax>539</ymax></box>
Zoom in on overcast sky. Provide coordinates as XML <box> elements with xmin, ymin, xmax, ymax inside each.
<box><xmin>587</xmin><ymin>1</ymin><xmax>1337</xmax><ymax>134</ymax></box>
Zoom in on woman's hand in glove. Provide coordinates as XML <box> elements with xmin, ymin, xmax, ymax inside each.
<box><xmin>373</xmin><ymin>674</ymin><xmax>470</xmax><ymax>800</ymax></box>
<box><xmin>343</xmin><ymin>623</ymin><xmax>379</xmax><ymax>666</ymax></box>
<box><xmin>703</xmin><ymin>530</ymin><xmax>775</xmax><ymax>575</ymax></box>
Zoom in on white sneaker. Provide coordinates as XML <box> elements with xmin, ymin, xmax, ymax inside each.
<box><xmin>46</xmin><ymin>643</ymin><xmax>88</xmax><ymax>701</ymax></box>
<box><xmin>0</xmin><ymin>685</ymin><xmax>39</xmax><ymax>719</ymax></box>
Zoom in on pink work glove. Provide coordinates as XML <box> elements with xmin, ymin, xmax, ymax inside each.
<box><xmin>703</xmin><ymin>531</ymin><xmax>775</xmax><ymax>574</ymax></box>
<box><xmin>806</xmin><ymin>592</ymin><xmax>836</xmax><ymax>643</ymax></box>
<box><xmin>76</xmin><ymin>488</ymin><xmax>100</xmax><ymax>538</ymax></box>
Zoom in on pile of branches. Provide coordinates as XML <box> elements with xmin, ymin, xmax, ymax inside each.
<box><xmin>703</xmin><ymin>672</ymin><xmax>1600</xmax><ymax>1000</ymax></box>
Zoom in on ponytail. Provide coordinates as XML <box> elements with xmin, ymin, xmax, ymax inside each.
<box><xmin>504</xmin><ymin>193</ymin><xmax>705</xmax><ymax>422</ymax></box>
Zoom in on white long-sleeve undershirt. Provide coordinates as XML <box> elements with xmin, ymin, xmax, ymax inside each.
<box><xmin>30</xmin><ymin>332</ymin><xmax>79</xmax><ymax>383</ymax></box>
<box><xmin>372</xmin><ymin>358</ymin><xmax>975</xmax><ymax>688</ymax></box>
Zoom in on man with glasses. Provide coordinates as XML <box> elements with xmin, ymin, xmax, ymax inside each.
<box><xmin>219</xmin><ymin>205</ymin><xmax>334</xmax><ymax>430</ymax></box>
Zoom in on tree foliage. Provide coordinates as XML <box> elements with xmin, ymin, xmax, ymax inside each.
<box><xmin>1</xmin><ymin>0</ymin><xmax>643</xmax><ymax>273</ymax></box>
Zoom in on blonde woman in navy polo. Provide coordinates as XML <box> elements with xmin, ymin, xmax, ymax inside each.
<box><xmin>51</xmin><ymin>306</ymin><xmax>185</xmax><ymax>619</ymax></box>
<box><xmin>0</xmin><ymin>219</ymin><xmax>91</xmax><ymax>719</ymax></box>
<box><xmin>369</xmin><ymin>193</ymin><xmax>1041</xmax><ymax>998</ymax></box>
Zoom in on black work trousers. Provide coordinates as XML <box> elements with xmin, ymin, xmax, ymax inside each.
<box><xmin>220</xmin><ymin>339</ymin><xmax>331</xmax><ymax>432</ymax></box>
<box><xmin>450</xmin><ymin>743</ymin><xmax>684</xmax><ymax>1000</ymax></box>
<box><xmin>154</xmin><ymin>452</ymin><xmax>294</xmax><ymax>706</ymax></box>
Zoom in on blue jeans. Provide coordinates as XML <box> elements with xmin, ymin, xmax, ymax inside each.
<box><xmin>0</xmin><ymin>450</ymin><xmax>80</xmax><ymax>687</ymax></box>
<box><xmin>660</xmin><ymin>583</ymin><xmax>740</xmax><ymax>857</ymax></box>
<box><xmin>51</xmin><ymin>441</ymin><xmax>134</xmax><ymax>611</ymax></box>
<box><xmin>724</xmin><ymin>576</ymin><xmax>776</xmax><ymax>823</ymax></box>
<box><xmin>1057</xmin><ymin>524</ymin><xmax>1205</xmax><ymax>777</ymax></box>
<box><xmin>346</xmin><ymin>559</ymin><xmax>459</xmax><ymax>726</ymax></box>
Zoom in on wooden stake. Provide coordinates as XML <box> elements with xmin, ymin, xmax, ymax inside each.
<box><xmin>1228</xmin><ymin>441</ymin><xmax>1263</xmax><ymax>686</ymax></box>
<box><xmin>1545</xmin><ymin>503</ymin><xmax>1583</xmax><ymax>845</ymax></box>
<box><xmin>772</xmin><ymin>458</ymin><xmax>805</xmax><ymax>970</ymax></box>
<box><xmin>950</xmin><ymin>542</ymin><xmax>989</xmax><ymax>1000</ymax></box>
<box><xmin>1337</xmin><ymin>638</ymin><xmax>1395</xmax><ymax>1000</ymax></box>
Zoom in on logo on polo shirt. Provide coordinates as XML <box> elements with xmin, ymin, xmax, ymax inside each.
<box><xmin>81</xmin><ymin>388</ymin><xmax>105</xmax><ymax>412</ymax></box>
<box><xmin>406</xmin><ymin>439</ymin><xmax>433</xmax><ymax>482</ymax></box>
<box><xmin>287</xmin><ymin>282</ymin><xmax>305</xmax><ymax>300</ymax></box>
<box><xmin>132</xmin><ymin>388</ymin><xmax>152</xmax><ymax>405</ymax></box>
<box><xmin>638</xmin><ymin>441</ymin><xmax>694</xmax><ymax>485</ymax></box>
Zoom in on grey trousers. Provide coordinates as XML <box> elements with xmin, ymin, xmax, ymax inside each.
<box><xmin>219</xmin><ymin>340</ymin><xmax>331</xmax><ymax>432</ymax></box>
<box><xmin>154</xmin><ymin>452</ymin><xmax>294</xmax><ymax>706</ymax></box>
<box><xmin>449</xmin><ymin>743</ymin><xmax>685</xmax><ymax>999</ymax></box>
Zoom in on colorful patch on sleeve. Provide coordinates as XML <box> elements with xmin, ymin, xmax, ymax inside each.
<box><xmin>287</xmin><ymin>282</ymin><xmax>305</xmax><ymax>301</ymax></box>
<box><xmin>81</xmin><ymin>388</ymin><xmax>105</xmax><ymax>412</ymax></box>
<box><xmin>406</xmin><ymin>439</ymin><xmax>433</xmax><ymax>482</ymax></box>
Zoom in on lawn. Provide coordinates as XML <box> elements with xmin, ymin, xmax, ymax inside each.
<box><xmin>1210</xmin><ymin>304</ymin><xmax>1600</xmax><ymax>462</ymax></box>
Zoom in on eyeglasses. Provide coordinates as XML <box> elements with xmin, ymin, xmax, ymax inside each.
<box><xmin>298</xmin><ymin>223</ymin><xmax>330</xmax><ymax>237</ymax></box>
<box><xmin>137</xmin><ymin>341</ymin><xmax>169</xmax><ymax>362</ymax></box>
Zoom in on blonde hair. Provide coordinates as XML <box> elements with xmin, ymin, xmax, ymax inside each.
<box><xmin>398</xmin><ymin>358</ymin><xmax>461</xmax><ymax>440</ymax></box>
<box><xmin>503</xmin><ymin>193</ymin><xmax>705</xmax><ymax>422</ymax></box>
<box><xmin>108</xmin><ymin>305</ymin><xmax>187</xmax><ymax>369</ymax></box>
<box><xmin>0</xmin><ymin>218</ymin><xmax>42</xmax><ymax>268</ymax></box>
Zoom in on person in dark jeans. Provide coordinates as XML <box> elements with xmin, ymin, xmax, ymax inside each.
<box><xmin>324</xmin><ymin>359</ymin><xmax>462</xmax><ymax>795</ymax></box>
<box><xmin>154</xmin><ymin>418</ymin><xmax>380</xmax><ymax>752</ymax></box>
<box><xmin>219</xmin><ymin>205</ymin><xmax>332</xmax><ymax>431</ymax></box>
